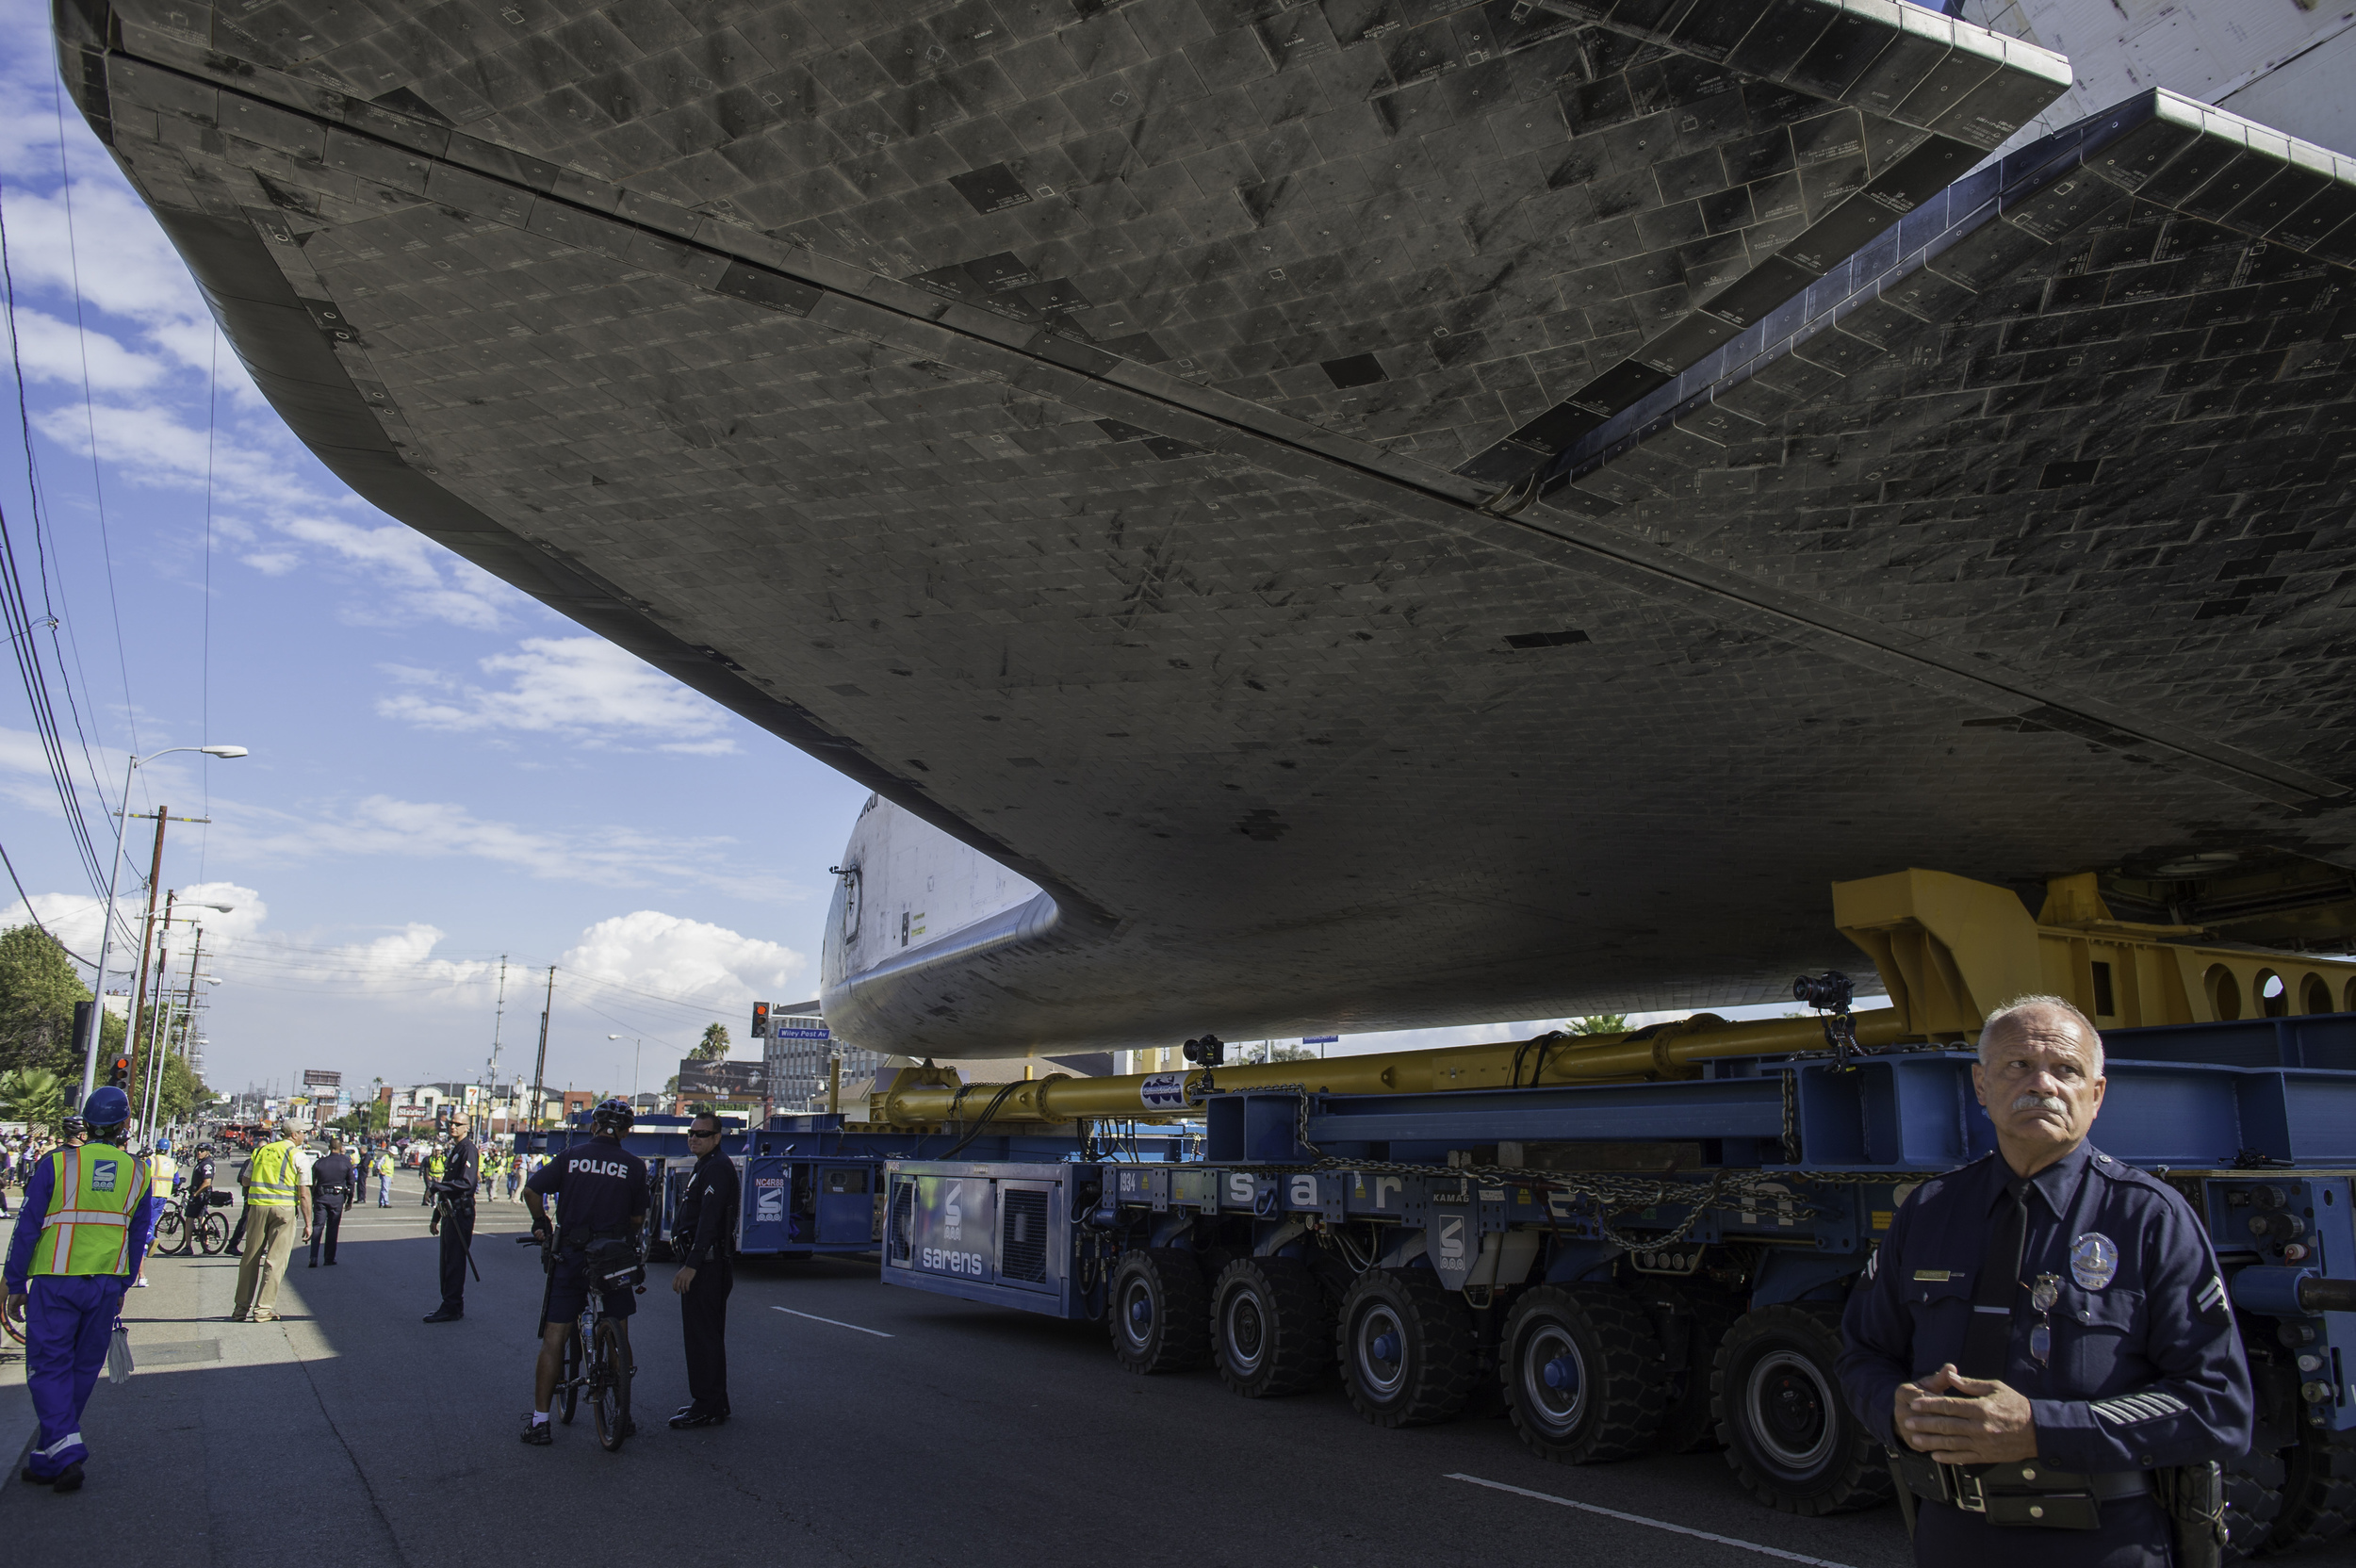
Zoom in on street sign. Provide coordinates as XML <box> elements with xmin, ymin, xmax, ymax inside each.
<box><xmin>1303</xmin><ymin>1036</ymin><xmax>1339</xmax><ymax>1045</ymax></box>
<box><xmin>393</xmin><ymin>1105</ymin><xmax>428</xmax><ymax>1120</ymax></box>
<box><xmin>303</xmin><ymin>1069</ymin><xmax>341</xmax><ymax>1087</ymax></box>
<box><xmin>775</xmin><ymin>1026</ymin><xmax>830</xmax><ymax>1040</ymax></box>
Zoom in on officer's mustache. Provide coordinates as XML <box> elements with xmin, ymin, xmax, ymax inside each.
<box><xmin>2011</xmin><ymin>1093</ymin><xmax>2070</xmax><ymax>1116</ymax></box>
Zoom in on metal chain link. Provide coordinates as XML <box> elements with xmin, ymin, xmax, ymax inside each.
<box><xmin>1193</xmin><ymin>1083</ymin><xmax>1861</xmax><ymax>1250</ymax></box>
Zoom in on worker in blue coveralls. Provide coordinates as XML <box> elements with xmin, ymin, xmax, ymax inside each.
<box><xmin>3</xmin><ymin>1086</ymin><xmax>156</xmax><ymax>1494</ymax></box>
<box><xmin>1839</xmin><ymin>996</ymin><xmax>2251</xmax><ymax>1566</ymax></box>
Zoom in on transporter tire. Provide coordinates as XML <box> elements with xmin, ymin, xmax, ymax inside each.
<box><xmin>1108</xmin><ymin>1250</ymin><xmax>1209</xmax><ymax>1375</ymax></box>
<box><xmin>2266</xmin><ymin>1425</ymin><xmax>2356</xmax><ymax>1554</ymax></box>
<box><xmin>2222</xmin><ymin>1442</ymin><xmax>2284</xmax><ymax>1560</ymax></box>
<box><xmin>1212</xmin><ymin>1256</ymin><xmax>1330</xmax><ymax>1398</ymax></box>
<box><xmin>1712</xmin><ymin>1305</ymin><xmax>1891</xmax><ymax>1515</ymax></box>
<box><xmin>1337</xmin><ymin>1268</ymin><xmax>1477</xmax><ymax>1428</ymax></box>
<box><xmin>1500</xmin><ymin>1284</ymin><xmax>1667</xmax><ymax>1464</ymax></box>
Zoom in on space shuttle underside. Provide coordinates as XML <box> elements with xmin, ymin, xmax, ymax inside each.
<box><xmin>53</xmin><ymin>0</ymin><xmax>2356</xmax><ymax>1056</ymax></box>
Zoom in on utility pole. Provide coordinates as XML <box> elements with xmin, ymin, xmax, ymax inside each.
<box><xmin>156</xmin><ymin>925</ymin><xmax>205</xmax><ymax>1132</ymax></box>
<box><xmin>124</xmin><ymin>808</ymin><xmax>168</xmax><ymax>1080</ymax></box>
<box><xmin>138</xmin><ymin>890</ymin><xmax>178</xmax><ymax>1134</ymax></box>
<box><xmin>528</xmin><ymin>964</ymin><xmax>555</xmax><ymax>1135</ymax></box>
<box><xmin>485</xmin><ymin>954</ymin><xmax>508</xmax><ymax>1097</ymax></box>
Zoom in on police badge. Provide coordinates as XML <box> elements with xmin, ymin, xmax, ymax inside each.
<box><xmin>2071</xmin><ymin>1233</ymin><xmax>2119</xmax><ymax>1291</ymax></box>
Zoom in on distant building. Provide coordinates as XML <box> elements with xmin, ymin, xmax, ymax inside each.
<box><xmin>761</xmin><ymin>1007</ymin><xmax>883</xmax><ymax>1111</ymax></box>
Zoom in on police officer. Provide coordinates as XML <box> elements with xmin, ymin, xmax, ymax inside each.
<box><xmin>519</xmin><ymin>1098</ymin><xmax>648</xmax><ymax>1446</ymax></box>
<box><xmin>2</xmin><ymin>1087</ymin><xmax>155</xmax><ymax>1493</ymax></box>
<box><xmin>421</xmin><ymin>1115</ymin><xmax>478</xmax><ymax>1321</ymax></box>
<box><xmin>1840</xmin><ymin>996</ymin><xmax>2252</xmax><ymax>1566</ymax></box>
<box><xmin>669</xmin><ymin>1112</ymin><xmax>739</xmax><ymax>1429</ymax></box>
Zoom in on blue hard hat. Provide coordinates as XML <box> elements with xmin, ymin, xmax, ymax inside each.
<box><xmin>82</xmin><ymin>1086</ymin><xmax>131</xmax><ymax>1126</ymax></box>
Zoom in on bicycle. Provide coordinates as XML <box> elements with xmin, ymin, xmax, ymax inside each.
<box><xmin>520</xmin><ymin>1231</ymin><xmax>641</xmax><ymax>1451</ymax></box>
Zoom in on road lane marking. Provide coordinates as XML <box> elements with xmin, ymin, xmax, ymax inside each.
<box><xmin>1446</xmin><ymin>1474</ymin><xmax>1860</xmax><ymax>1568</ymax></box>
<box><xmin>770</xmin><ymin>1305</ymin><xmax>893</xmax><ymax>1338</ymax></box>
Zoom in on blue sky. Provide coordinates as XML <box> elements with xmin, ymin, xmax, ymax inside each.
<box><xmin>0</xmin><ymin>8</ymin><xmax>1833</xmax><ymax>1104</ymax></box>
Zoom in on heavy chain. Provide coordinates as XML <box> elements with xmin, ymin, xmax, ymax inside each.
<box><xmin>1214</xmin><ymin>1083</ymin><xmax>1835</xmax><ymax>1250</ymax></box>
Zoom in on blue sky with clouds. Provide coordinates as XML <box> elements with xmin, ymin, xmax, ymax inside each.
<box><xmin>0</xmin><ymin>5</ymin><xmax>873</xmax><ymax>1100</ymax></box>
<box><xmin>0</xmin><ymin>7</ymin><xmax>1827</xmax><ymax>1103</ymax></box>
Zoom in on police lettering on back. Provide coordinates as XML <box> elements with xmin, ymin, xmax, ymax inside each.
<box><xmin>526</xmin><ymin>1139</ymin><xmax>648</xmax><ymax>1234</ymax></box>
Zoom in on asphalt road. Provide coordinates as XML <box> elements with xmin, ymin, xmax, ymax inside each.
<box><xmin>0</xmin><ymin>1170</ymin><xmax>2299</xmax><ymax>1568</ymax></box>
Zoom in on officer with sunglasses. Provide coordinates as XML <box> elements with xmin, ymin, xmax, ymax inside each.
<box><xmin>668</xmin><ymin>1112</ymin><xmax>739</xmax><ymax>1429</ymax></box>
<box><xmin>1839</xmin><ymin>997</ymin><xmax>2252</xmax><ymax>1566</ymax></box>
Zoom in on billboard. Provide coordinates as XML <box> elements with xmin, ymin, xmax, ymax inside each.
<box><xmin>303</xmin><ymin>1069</ymin><xmax>341</xmax><ymax>1087</ymax></box>
<box><xmin>676</xmin><ymin>1058</ymin><xmax>765</xmax><ymax>1100</ymax></box>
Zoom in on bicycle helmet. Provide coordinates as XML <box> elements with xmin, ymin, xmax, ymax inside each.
<box><xmin>60</xmin><ymin>1116</ymin><xmax>88</xmax><ymax>1140</ymax></box>
<box><xmin>589</xmin><ymin>1097</ymin><xmax>633</xmax><ymax>1136</ymax></box>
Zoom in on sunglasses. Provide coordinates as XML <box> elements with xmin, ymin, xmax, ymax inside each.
<box><xmin>687</xmin><ymin>1127</ymin><xmax>720</xmax><ymax>1138</ymax></box>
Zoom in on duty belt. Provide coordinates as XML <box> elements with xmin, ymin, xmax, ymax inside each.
<box><xmin>1890</xmin><ymin>1448</ymin><xmax>2148</xmax><ymax>1529</ymax></box>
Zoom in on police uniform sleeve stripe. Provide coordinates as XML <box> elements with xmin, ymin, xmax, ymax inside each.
<box><xmin>2197</xmin><ymin>1277</ymin><xmax>2226</xmax><ymax>1311</ymax></box>
<box><xmin>2091</xmin><ymin>1392</ymin><xmax>2190</xmax><ymax>1427</ymax></box>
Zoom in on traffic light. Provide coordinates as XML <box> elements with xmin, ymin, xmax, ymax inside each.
<box><xmin>751</xmin><ymin>1001</ymin><xmax>770</xmax><ymax>1039</ymax></box>
<box><xmin>107</xmin><ymin>1054</ymin><xmax>131</xmax><ymax>1087</ymax></box>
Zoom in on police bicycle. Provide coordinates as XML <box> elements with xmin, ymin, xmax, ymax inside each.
<box><xmin>153</xmin><ymin>1181</ymin><xmax>233</xmax><ymax>1257</ymax></box>
<box><xmin>520</xmin><ymin>1227</ymin><xmax>642</xmax><ymax>1451</ymax></box>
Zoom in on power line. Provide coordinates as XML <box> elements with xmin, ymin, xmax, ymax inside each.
<box><xmin>48</xmin><ymin>71</ymin><xmax>141</xmax><ymax>767</ymax></box>
<box><xmin>0</xmin><ymin>173</ymin><xmax>113</xmax><ymax>902</ymax></box>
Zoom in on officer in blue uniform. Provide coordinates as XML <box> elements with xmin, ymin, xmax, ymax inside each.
<box><xmin>1840</xmin><ymin>996</ymin><xmax>2251</xmax><ymax>1566</ymax></box>
<box><xmin>2</xmin><ymin>1088</ymin><xmax>156</xmax><ymax>1493</ymax></box>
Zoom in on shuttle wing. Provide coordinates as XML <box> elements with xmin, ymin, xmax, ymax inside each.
<box><xmin>54</xmin><ymin>2</ymin><xmax>2356</xmax><ymax>1054</ymax></box>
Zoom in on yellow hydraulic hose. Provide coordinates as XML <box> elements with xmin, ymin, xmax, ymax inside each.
<box><xmin>867</xmin><ymin>1008</ymin><xmax>1911</xmax><ymax>1127</ymax></box>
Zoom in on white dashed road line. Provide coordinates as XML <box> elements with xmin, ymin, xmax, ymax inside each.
<box><xmin>770</xmin><ymin>1305</ymin><xmax>894</xmax><ymax>1338</ymax></box>
<box><xmin>1446</xmin><ymin>1474</ymin><xmax>1861</xmax><ymax>1568</ymax></box>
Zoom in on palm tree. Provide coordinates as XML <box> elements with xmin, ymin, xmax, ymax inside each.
<box><xmin>1566</xmin><ymin>1014</ymin><xmax>1630</xmax><ymax>1036</ymax></box>
<box><xmin>0</xmin><ymin>1066</ymin><xmax>67</xmax><ymax>1134</ymax></box>
<box><xmin>693</xmin><ymin>1022</ymin><xmax>729</xmax><ymax>1061</ymax></box>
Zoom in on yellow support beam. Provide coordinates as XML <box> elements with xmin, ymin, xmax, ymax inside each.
<box><xmin>1834</xmin><ymin>868</ymin><xmax>2356</xmax><ymax>1035</ymax></box>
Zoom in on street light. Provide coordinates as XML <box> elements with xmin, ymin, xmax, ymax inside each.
<box><xmin>608</xmin><ymin>1034</ymin><xmax>643</xmax><ymax>1101</ymax></box>
<box><xmin>80</xmin><ymin>744</ymin><xmax>248</xmax><ymax>1100</ymax></box>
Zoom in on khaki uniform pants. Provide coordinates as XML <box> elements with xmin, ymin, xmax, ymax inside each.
<box><xmin>232</xmin><ymin>1205</ymin><xmax>300</xmax><ymax>1317</ymax></box>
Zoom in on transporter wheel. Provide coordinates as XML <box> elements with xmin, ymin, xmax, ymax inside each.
<box><xmin>1211</xmin><ymin>1256</ymin><xmax>1330</xmax><ymax>1398</ymax></box>
<box><xmin>1108</xmin><ymin>1250</ymin><xmax>1208</xmax><ymax>1374</ymax></box>
<box><xmin>1712</xmin><ymin>1305</ymin><xmax>1891</xmax><ymax>1515</ymax></box>
<box><xmin>1337</xmin><ymin>1268</ymin><xmax>1476</xmax><ymax>1429</ymax></box>
<box><xmin>2223</xmin><ymin>1442</ymin><xmax>2284</xmax><ymax>1559</ymax></box>
<box><xmin>2266</xmin><ymin>1425</ymin><xmax>2356</xmax><ymax>1554</ymax></box>
<box><xmin>1500</xmin><ymin>1284</ymin><xmax>1666</xmax><ymax>1463</ymax></box>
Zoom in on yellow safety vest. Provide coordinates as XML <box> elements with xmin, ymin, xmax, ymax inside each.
<box><xmin>428</xmin><ymin>1153</ymin><xmax>446</xmax><ymax>1178</ymax></box>
<box><xmin>375</xmin><ymin>1152</ymin><xmax>394</xmax><ymax>1175</ymax></box>
<box><xmin>246</xmin><ymin>1139</ymin><xmax>302</xmax><ymax>1207</ymax></box>
<box><xmin>30</xmin><ymin>1143</ymin><xmax>151</xmax><ymax>1276</ymax></box>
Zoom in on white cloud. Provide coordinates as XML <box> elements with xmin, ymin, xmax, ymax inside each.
<box><xmin>563</xmin><ymin>910</ymin><xmax>806</xmax><ymax>1007</ymax></box>
<box><xmin>379</xmin><ymin>637</ymin><xmax>738</xmax><ymax>751</ymax></box>
<box><xmin>0</xmin><ymin>306</ymin><xmax>167</xmax><ymax>391</ymax></box>
<box><xmin>211</xmin><ymin>792</ymin><xmax>757</xmax><ymax>893</ymax></box>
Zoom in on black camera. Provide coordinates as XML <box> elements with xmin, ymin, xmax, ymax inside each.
<box><xmin>1792</xmin><ymin>972</ymin><xmax>1855</xmax><ymax>1013</ymax></box>
<box><xmin>1181</xmin><ymin>1034</ymin><xmax>1226</xmax><ymax>1067</ymax></box>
